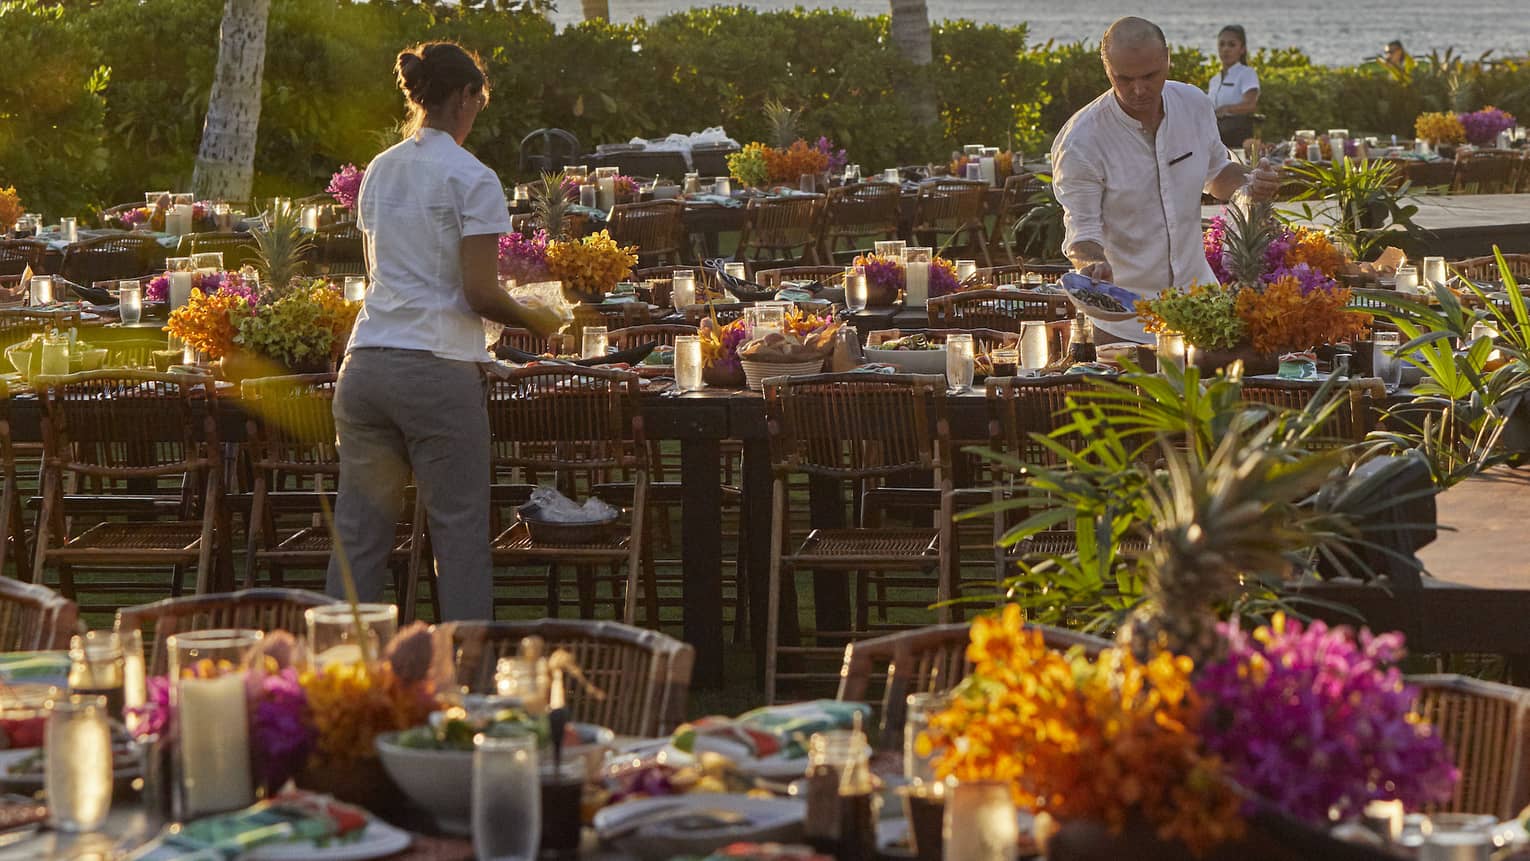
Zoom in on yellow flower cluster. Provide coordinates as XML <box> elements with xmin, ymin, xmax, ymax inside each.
<box><xmin>309</xmin><ymin>282</ymin><xmax>361</xmax><ymax>360</ymax></box>
<box><xmin>1415</xmin><ymin>112</ymin><xmax>1466</xmax><ymax>145</ymax></box>
<box><xmin>545</xmin><ymin>230</ymin><xmax>638</xmax><ymax>298</ymax></box>
<box><xmin>923</xmin><ymin>604</ymin><xmax>1244</xmax><ymax>855</ymax></box>
<box><xmin>0</xmin><ymin>187</ymin><xmax>21</xmax><ymax>232</ymax></box>
<box><xmin>300</xmin><ymin>661</ymin><xmax>435</xmax><ymax>768</ymax></box>
<box><xmin>165</xmin><ymin>288</ymin><xmax>250</xmax><ymax>359</ymax></box>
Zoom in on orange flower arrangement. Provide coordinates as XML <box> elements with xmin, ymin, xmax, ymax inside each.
<box><xmin>0</xmin><ymin>187</ymin><xmax>21</xmax><ymax>232</ymax></box>
<box><xmin>165</xmin><ymin>288</ymin><xmax>250</xmax><ymax>359</ymax></box>
<box><xmin>922</xmin><ymin>604</ymin><xmax>1244</xmax><ymax>855</ymax></box>
<box><xmin>763</xmin><ymin>140</ymin><xmax>831</xmax><ymax>184</ymax></box>
<box><xmin>1235</xmin><ymin>276</ymin><xmax>1371</xmax><ymax>354</ymax></box>
<box><xmin>1284</xmin><ymin>227</ymin><xmax>1346</xmax><ymax>276</ymax></box>
<box><xmin>302</xmin><ymin>661</ymin><xmax>436</xmax><ymax>768</ymax></box>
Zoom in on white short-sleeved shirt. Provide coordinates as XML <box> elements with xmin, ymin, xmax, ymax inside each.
<box><xmin>1207</xmin><ymin>62</ymin><xmax>1260</xmax><ymax>111</ymax></box>
<box><xmin>1051</xmin><ymin>81</ymin><xmax>1231</xmax><ymax>340</ymax></box>
<box><xmin>348</xmin><ymin>127</ymin><xmax>513</xmax><ymax>363</ymax></box>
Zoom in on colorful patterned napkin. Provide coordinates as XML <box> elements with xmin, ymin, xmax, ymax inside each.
<box><xmin>123</xmin><ymin>792</ymin><xmax>370</xmax><ymax>860</ymax></box>
<box><xmin>0</xmin><ymin>651</ymin><xmax>70</xmax><ymax>688</ymax></box>
<box><xmin>673</xmin><ymin>699</ymin><xmax>872</xmax><ymax>761</ymax></box>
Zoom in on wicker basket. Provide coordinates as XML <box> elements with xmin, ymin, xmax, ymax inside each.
<box><xmin>741</xmin><ymin>357</ymin><xmax>824</xmax><ymax>391</ymax></box>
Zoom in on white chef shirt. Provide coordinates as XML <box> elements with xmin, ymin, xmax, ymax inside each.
<box><xmin>348</xmin><ymin>127</ymin><xmax>513</xmax><ymax>363</ymax></box>
<box><xmin>1207</xmin><ymin>62</ymin><xmax>1260</xmax><ymax>111</ymax></box>
<box><xmin>1052</xmin><ymin>81</ymin><xmax>1231</xmax><ymax>340</ymax></box>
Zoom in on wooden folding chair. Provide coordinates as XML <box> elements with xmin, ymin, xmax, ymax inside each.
<box><xmin>116</xmin><ymin>588</ymin><xmax>338</xmax><ymax>674</ymax></box>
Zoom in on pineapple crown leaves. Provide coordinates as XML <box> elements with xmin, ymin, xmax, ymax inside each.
<box><xmin>533</xmin><ymin>170</ymin><xmax>574</xmax><ymax>240</ymax></box>
<box><xmin>762</xmin><ymin>98</ymin><xmax>801</xmax><ymax>149</ymax></box>
<box><xmin>251</xmin><ymin>199</ymin><xmax>313</xmax><ymax>292</ymax></box>
<box><xmin>1220</xmin><ymin>198</ymin><xmax>1277</xmax><ymax>290</ymax></box>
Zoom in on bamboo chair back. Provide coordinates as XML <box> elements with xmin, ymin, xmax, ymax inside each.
<box><xmin>821</xmin><ymin>182</ymin><xmax>901</xmax><ymax>257</ymax></box>
<box><xmin>0</xmin><ymin>241</ymin><xmax>48</xmax><ymax>278</ymax></box>
<box><xmin>572</xmin><ymin>302</ymin><xmax>653</xmax><ymax>333</ymax></box>
<box><xmin>606</xmin><ymin>201</ymin><xmax>687</xmax><ymax>267</ymax></box>
<box><xmin>984</xmin><ymin>375</ymin><xmax>1100</xmax><ymax>467</ymax></box>
<box><xmin>607</xmin><ymin>324</ymin><xmax>697</xmax><ymax>350</ymax></box>
<box><xmin>1239</xmin><ymin>377</ymin><xmax>1385</xmax><ymax>448</ymax></box>
<box><xmin>311</xmin><ymin>223</ymin><xmax>364</xmax><ymax>276</ymax></box>
<box><xmin>764</xmin><ymin>372</ymin><xmax>949</xmax><ymax>481</ymax></box>
<box><xmin>1452</xmin><ymin>150</ymin><xmax>1521</xmax><ymax>194</ymax></box>
<box><xmin>594</xmin><ymin>149</ymin><xmax>689</xmax><ymax>182</ymax></box>
<box><xmin>837</xmin><ymin>621</ymin><xmax>1108</xmax><ymax>750</ymax></box>
<box><xmin>1410</xmin><ymin>673</ymin><xmax>1530</xmax><ymax>820</ymax></box>
<box><xmin>117</xmin><ymin>588</ymin><xmax>339</xmax><ymax>675</ymax></box>
<box><xmin>754</xmin><ymin>266</ymin><xmax>845</xmax><ymax>289</ymax></box>
<box><xmin>181</xmin><ymin>232</ymin><xmax>259</xmax><ymax>271</ymax></box>
<box><xmin>497</xmin><ymin>328</ymin><xmax>557</xmax><ymax>356</ymax></box>
<box><xmin>866</xmin><ymin>328</ymin><xmax>1020</xmax><ymax>356</ymax></box>
<box><xmin>452</xmin><ymin>619</ymin><xmax>695</xmax><ymax>736</ymax></box>
<box><xmin>927</xmin><ymin>288</ymin><xmax>1073</xmax><ymax>331</ymax></box>
<box><xmin>103</xmin><ymin>339</ymin><xmax>173</xmax><ymax>370</ymax></box>
<box><xmin>682</xmin><ymin>302</ymin><xmax>746</xmax><ymax>326</ymax></box>
<box><xmin>991</xmin><ymin>173</ymin><xmax>1048</xmax><ymax>263</ymax></box>
<box><xmin>486</xmin><ymin>365</ymin><xmax>645</xmax><ymax>479</ymax></box>
<box><xmin>1451</xmin><ymin>253</ymin><xmax>1530</xmax><ymax>284</ymax></box>
<box><xmin>40</xmin><ymin>371</ymin><xmax>219</xmax><ymax>482</ymax></box>
<box><xmin>973</xmin><ymin>263</ymin><xmax>1070</xmax><ymax>287</ymax></box>
<box><xmin>737</xmin><ymin>195</ymin><xmax>824</xmax><ymax>265</ymax></box>
<box><xmin>1401</xmin><ymin>158</ymin><xmax>1457</xmax><ymax>192</ymax></box>
<box><xmin>0</xmin><ymin>579</ymin><xmax>78</xmax><ymax>651</ymax></box>
<box><xmin>0</xmin><ymin>309</ymin><xmax>52</xmax><ymax>351</ymax></box>
<box><xmin>912</xmin><ymin>179</ymin><xmax>988</xmax><ymax>235</ymax></box>
<box><xmin>242</xmin><ymin>374</ymin><xmax>339</xmax><ymax>476</ymax></box>
<box><xmin>59</xmin><ymin>234</ymin><xmax>166</xmax><ymax>284</ymax></box>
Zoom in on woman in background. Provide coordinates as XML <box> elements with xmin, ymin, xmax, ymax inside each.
<box><xmin>1209</xmin><ymin>25</ymin><xmax>1261</xmax><ymax>150</ymax></box>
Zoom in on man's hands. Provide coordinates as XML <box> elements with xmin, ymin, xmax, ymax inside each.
<box><xmin>1244</xmin><ymin>157</ymin><xmax>1283</xmax><ymax>202</ymax></box>
<box><xmin>1067</xmin><ymin>240</ymin><xmax>1113</xmax><ymax>283</ymax></box>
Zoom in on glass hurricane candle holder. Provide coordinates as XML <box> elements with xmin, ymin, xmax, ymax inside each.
<box><xmin>902</xmin><ymin>247</ymin><xmax>932</xmax><ymax>306</ymax></box>
<box><xmin>581</xmin><ymin>325</ymin><xmax>609</xmax><ymax>360</ymax></box>
<box><xmin>30</xmin><ymin>274</ymin><xmax>54</xmax><ymax>306</ymax></box>
<box><xmin>44</xmin><ymin>693</ymin><xmax>113</xmax><ymax>832</ymax></box>
<box><xmin>67</xmin><ymin>631</ymin><xmax>125</xmax><ymax>721</ymax></box>
<box><xmin>169</xmin><ymin>629</ymin><xmax>262</xmax><ymax>818</ymax></box>
<box><xmin>165</xmin><ymin>257</ymin><xmax>195</xmax><ymax>310</ymax></box>
<box><xmin>945</xmin><ymin>334</ymin><xmax>975</xmax><ymax>392</ymax></box>
<box><xmin>306</xmin><ymin>604</ymin><xmax>398</xmax><ymax>669</ymax></box>
<box><xmin>675</xmin><ymin>335</ymin><xmax>703</xmax><ymax>392</ymax></box>
<box><xmin>714</xmin><ymin>177</ymin><xmax>732</xmax><ymax>196</ymax></box>
<box><xmin>1019</xmin><ymin>321</ymin><xmax>1050</xmax><ymax>370</ymax></box>
<box><xmin>670</xmin><ymin>271</ymin><xmax>697</xmax><ymax>308</ymax></box>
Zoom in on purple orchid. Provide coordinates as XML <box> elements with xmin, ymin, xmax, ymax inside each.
<box><xmin>498</xmin><ymin>229</ymin><xmax>552</xmax><ymax>283</ymax></box>
<box><xmin>247</xmin><ymin>666</ymin><xmax>315</xmax><ymax>794</ymax></box>
<box><xmin>327</xmin><ymin>164</ymin><xmax>365</xmax><ymax>209</ymax></box>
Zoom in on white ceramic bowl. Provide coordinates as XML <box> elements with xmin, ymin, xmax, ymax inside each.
<box><xmin>376</xmin><ymin>723</ymin><xmax>615</xmax><ymax>835</ymax></box>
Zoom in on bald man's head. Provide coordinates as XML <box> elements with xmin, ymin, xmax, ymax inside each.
<box><xmin>1100</xmin><ymin>17</ymin><xmax>1170</xmax><ymax>121</ymax></box>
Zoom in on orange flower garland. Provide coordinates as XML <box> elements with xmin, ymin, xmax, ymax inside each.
<box><xmin>165</xmin><ymin>288</ymin><xmax>249</xmax><ymax>359</ymax></box>
<box><xmin>1284</xmin><ymin>227</ymin><xmax>1346</xmax><ymax>277</ymax></box>
<box><xmin>763</xmin><ymin>140</ymin><xmax>831</xmax><ymax>184</ymax></box>
<box><xmin>922</xmin><ymin>605</ymin><xmax>1244</xmax><ymax>855</ymax></box>
<box><xmin>1235</xmin><ymin>277</ymin><xmax>1372</xmax><ymax>354</ymax></box>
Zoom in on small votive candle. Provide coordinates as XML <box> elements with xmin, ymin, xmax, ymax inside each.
<box><xmin>61</xmin><ymin>217</ymin><xmax>77</xmax><ymax>243</ymax></box>
<box><xmin>845</xmin><ymin>270</ymin><xmax>868</xmax><ymax>313</ymax></box>
<box><xmin>955</xmin><ymin>260</ymin><xmax>977</xmax><ymax>283</ymax></box>
<box><xmin>714</xmin><ymin>177</ymin><xmax>732</xmax><ymax>196</ymax></box>
<box><xmin>675</xmin><ymin>335</ymin><xmax>703</xmax><ymax>392</ymax></box>
<box><xmin>671</xmin><ymin>270</ymin><xmax>697</xmax><ymax>308</ymax></box>
<box><xmin>581</xmin><ymin>325</ymin><xmax>609</xmax><ymax>359</ymax></box>
<box><xmin>118</xmin><ymin>282</ymin><xmax>142</xmax><ymax>326</ymax></box>
<box><xmin>30</xmin><ymin>275</ymin><xmax>54</xmax><ymax>306</ymax></box>
<box><xmin>1156</xmin><ymin>332</ymin><xmax>1187</xmax><ymax>372</ymax></box>
<box><xmin>724</xmin><ymin>262</ymin><xmax>747</xmax><ymax>281</ymax></box>
<box><xmin>1394</xmin><ymin>265</ymin><xmax>1420</xmax><ymax>294</ymax></box>
<box><xmin>165</xmin><ymin>257</ymin><xmax>194</xmax><ymax>310</ymax></box>
<box><xmin>170</xmin><ymin>630</ymin><xmax>260</xmax><ymax>818</ymax></box>
<box><xmin>1020</xmin><ymin>321</ymin><xmax>1049</xmax><ymax>370</ymax></box>
<box><xmin>343</xmin><ymin>276</ymin><xmax>367</xmax><ymax>303</ymax></box>
<box><xmin>1422</xmin><ymin>256</ymin><xmax>1447</xmax><ymax>291</ymax></box>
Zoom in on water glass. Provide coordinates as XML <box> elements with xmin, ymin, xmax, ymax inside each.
<box><xmin>675</xmin><ymin>335</ymin><xmax>703</xmax><ymax>392</ymax></box>
<box><xmin>903</xmin><ymin>692</ymin><xmax>947</xmax><ymax>785</ymax></box>
<box><xmin>1019</xmin><ymin>321</ymin><xmax>1049</xmax><ymax>370</ymax></box>
<box><xmin>307</xmin><ymin>604</ymin><xmax>398</xmax><ymax>668</ymax></box>
<box><xmin>60</xmin><ymin>217</ymin><xmax>77</xmax><ymax>243</ymax></box>
<box><xmin>1394</xmin><ymin>265</ymin><xmax>1420</xmax><ymax>295</ymax></box>
<box><xmin>118</xmin><ymin>282</ymin><xmax>143</xmax><ymax>326</ymax></box>
<box><xmin>845</xmin><ymin>270</ymin><xmax>868</xmax><ymax>313</ymax></box>
<box><xmin>1156</xmin><ymin>332</ymin><xmax>1187</xmax><ymax>372</ymax></box>
<box><xmin>582</xmin><ymin>325</ymin><xmax>609</xmax><ymax>359</ymax></box>
<box><xmin>68</xmin><ymin>631</ymin><xmax>126</xmax><ymax>722</ymax></box>
<box><xmin>1419</xmin><ymin>813</ymin><xmax>1496</xmax><ymax>861</ymax></box>
<box><xmin>1422</xmin><ymin>256</ymin><xmax>1447</xmax><ymax>291</ymax></box>
<box><xmin>799</xmin><ymin>173</ymin><xmax>816</xmax><ymax>193</ymax></box>
<box><xmin>965</xmin><ymin>162</ymin><xmax>982</xmax><ymax>181</ymax></box>
<box><xmin>474</xmin><ymin>733</ymin><xmax>541</xmax><ymax>861</ymax></box>
<box><xmin>671</xmin><ymin>270</ymin><xmax>697</xmax><ymax>308</ymax></box>
<box><xmin>45</xmin><ymin>694</ymin><xmax>113</xmax><ymax>832</ymax></box>
<box><xmin>1374</xmin><ymin>331</ymin><xmax>1403</xmax><ymax>388</ymax></box>
<box><xmin>945</xmin><ymin>334</ymin><xmax>975</xmax><ymax>392</ymax></box>
<box><xmin>714</xmin><ymin>176</ymin><xmax>732</xmax><ymax>196</ymax></box>
<box><xmin>578</xmin><ymin>184</ymin><xmax>597</xmax><ymax>208</ymax></box>
<box><xmin>169</xmin><ymin>629</ymin><xmax>262</xmax><ymax>817</ymax></box>
<box><xmin>30</xmin><ymin>274</ymin><xmax>54</xmax><ymax>306</ymax></box>
<box><xmin>343</xmin><ymin>276</ymin><xmax>367</xmax><ymax>303</ymax></box>
<box><xmin>955</xmin><ymin>260</ymin><xmax>977</xmax><ymax>283</ymax></box>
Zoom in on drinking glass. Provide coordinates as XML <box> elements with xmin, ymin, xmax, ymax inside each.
<box><xmin>581</xmin><ymin>326</ymin><xmax>609</xmax><ymax>359</ymax></box>
<box><xmin>844</xmin><ymin>270</ymin><xmax>868</xmax><ymax>313</ymax></box>
<box><xmin>578</xmin><ymin>184</ymin><xmax>597</xmax><ymax>208</ymax></box>
<box><xmin>1156</xmin><ymin>332</ymin><xmax>1187</xmax><ymax>372</ymax></box>
<box><xmin>68</xmin><ymin>631</ymin><xmax>125</xmax><ymax>722</ymax></box>
<box><xmin>1019</xmin><ymin>321</ymin><xmax>1049</xmax><ymax>370</ymax></box>
<box><xmin>1419</xmin><ymin>814</ymin><xmax>1496</xmax><ymax>861</ymax></box>
<box><xmin>1422</xmin><ymin>256</ymin><xmax>1447</xmax><ymax>291</ymax></box>
<box><xmin>169</xmin><ymin>629</ymin><xmax>261</xmax><ymax>817</ymax></box>
<box><xmin>540</xmin><ymin>759</ymin><xmax>586</xmax><ymax>854</ymax></box>
<box><xmin>30</xmin><ymin>275</ymin><xmax>54</xmax><ymax>306</ymax></box>
<box><xmin>904</xmin><ymin>692</ymin><xmax>947</xmax><ymax>786</ymax></box>
<box><xmin>343</xmin><ymin>276</ymin><xmax>367</xmax><ymax>303</ymax></box>
<box><xmin>955</xmin><ymin>260</ymin><xmax>977</xmax><ymax>283</ymax></box>
<box><xmin>1374</xmin><ymin>331</ymin><xmax>1403</xmax><ymax>389</ymax></box>
<box><xmin>307</xmin><ymin>604</ymin><xmax>398</xmax><ymax>668</ymax></box>
<box><xmin>945</xmin><ymin>334</ymin><xmax>975</xmax><ymax>392</ymax></box>
<box><xmin>714</xmin><ymin>177</ymin><xmax>732</xmax><ymax>196</ymax></box>
<box><xmin>799</xmin><ymin>173</ymin><xmax>817</xmax><ymax>193</ymax></box>
<box><xmin>965</xmin><ymin>162</ymin><xmax>983</xmax><ymax>181</ymax></box>
<box><xmin>45</xmin><ymin>694</ymin><xmax>113</xmax><ymax>832</ymax></box>
<box><xmin>1394</xmin><ymin>265</ymin><xmax>1420</xmax><ymax>295</ymax></box>
<box><xmin>117</xmin><ymin>282</ymin><xmax>143</xmax><ymax>326</ymax></box>
<box><xmin>474</xmin><ymin>733</ymin><xmax>541</xmax><ymax>861</ymax></box>
<box><xmin>670</xmin><ymin>271</ymin><xmax>697</xmax><ymax>309</ymax></box>
<box><xmin>60</xmin><ymin>217</ymin><xmax>77</xmax><ymax>243</ymax></box>
<box><xmin>191</xmin><ymin>252</ymin><xmax>223</xmax><ymax>274</ymax></box>
<box><xmin>675</xmin><ymin>335</ymin><xmax>703</xmax><ymax>392</ymax></box>
<box><xmin>990</xmin><ymin>348</ymin><xmax>1019</xmax><ymax>378</ymax></box>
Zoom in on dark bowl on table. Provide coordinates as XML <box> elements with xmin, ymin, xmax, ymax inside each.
<box><xmin>515</xmin><ymin>501</ymin><xmax>618</xmax><ymax>545</ymax></box>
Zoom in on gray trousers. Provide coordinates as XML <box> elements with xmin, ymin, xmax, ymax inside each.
<box><xmin>326</xmin><ymin>347</ymin><xmax>492</xmax><ymax>620</ymax></box>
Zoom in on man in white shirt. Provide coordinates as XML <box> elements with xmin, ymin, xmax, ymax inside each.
<box><xmin>1052</xmin><ymin>16</ymin><xmax>1280</xmax><ymax>340</ymax></box>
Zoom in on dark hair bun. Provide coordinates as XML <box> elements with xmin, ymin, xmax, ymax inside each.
<box><xmin>395</xmin><ymin>51</ymin><xmax>426</xmax><ymax>99</ymax></box>
<box><xmin>394</xmin><ymin>42</ymin><xmax>486</xmax><ymax>110</ymax></box>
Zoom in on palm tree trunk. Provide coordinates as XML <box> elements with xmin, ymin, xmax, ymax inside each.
<box><xmin>888</xmin><ymin>0</ymin><xmax>938</xmax><ymax>132</ymax></box>
<box><xmin>581</xmin><ymin>0</ymin><xmax>610</xmax><ymax>22</ymax></box>
<box><xmin>192</xmin><ymin>0</ymin><xmax>271</xmax><ymax>202</ymax></box>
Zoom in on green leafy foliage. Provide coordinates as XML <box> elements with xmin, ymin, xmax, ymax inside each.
<box><xmin>1139</xmin><ymin>286</ymin><xmax>1246</xmax><ymax>351</ymax></box>
<box><xmin>236</xmin><ymin>285</ymin><xmax>335</xmax><ymax>367</ymax></box>
<box><xmin>1283</xmin><ymin>157</ymin><xmax>1421</xmax><ymax>261</ymax></box>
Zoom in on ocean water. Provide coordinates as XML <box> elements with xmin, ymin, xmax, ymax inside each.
<box><xmin>549</xmin><ymin>0</ymin><xmax>1526</xmax><ymax>67</ymax></box>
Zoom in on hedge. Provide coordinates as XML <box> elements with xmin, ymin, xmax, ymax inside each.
<box><xmin>4</xmin><ymin>0</ymin><xmax>1529</xmax><ymax>216</ymax></box>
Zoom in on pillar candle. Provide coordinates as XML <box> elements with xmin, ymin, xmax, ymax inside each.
<box><xmin>169</xmin><ymin>271</ymin><xmax>193</xmax><ymax>310</ymax></box>
<box><xmin>904</xmin><ymin>260</ymin><xmax>930</xmax><ymax>306</ymax></box>
<box><xmin>597</xmin><ymin>177</ymin><xmax>616</xmax><ymax>211</ymax></box>
<box><xmin>178</xmin><ymin>672</ymin><xmax>254</xmax><ymax>816</ymax></box>
<box><xmin>1020</xmin><ymin>322</ymin><xmax>1049</xmax><ymax>370</ymax></box>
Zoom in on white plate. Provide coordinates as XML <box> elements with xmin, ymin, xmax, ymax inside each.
<box><xmin>622</xmin><ymin>743</ymin><xmax>809</xmax><ymax>782</ymax></box>
<box><xmin>242</xmin><ymin>819</ymin><xmax>411</xmax><ymax>861</ymax></box>
<box><xmin>594</xmin><ymin>793</ymin><xmax>804</xmax><ymax>861</ymax></box>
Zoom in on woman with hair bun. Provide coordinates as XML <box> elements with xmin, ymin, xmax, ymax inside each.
<box><xmin>328</xmin><ymin>41</ymin><xmax>559</xmax><ymax>620</ymax></box>
<box><xmin>1208</xmin><ymin>25</ymin><xmax>1261</xmax><ymax>150</ymax></box>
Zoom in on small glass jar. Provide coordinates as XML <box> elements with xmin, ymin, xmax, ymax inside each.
<box><xmin>803</xmin><ymin>730</ymin><xmax>878</xmax><ymax>861</ymax></box>
<box><xmin>44</xmin><ymin>693</ymin><xmax>113</xmax><ymax>832</ymax></box>
<box><xmin>306</xmin><ymin>603</ymin><xmax>398</xmax><ymax>668</ymax></box>
<box><xmin>68</xmin><ymin>631</ymin><xmax>125</xmax><ymax>722</ymax></box>
<box><xmin>675</xmin><ymin>335</ymin><xmax>704</xmax><ymax>392</ymax></box>
<box><xmin>581</xmin><ymin>325</ymin><xmax>609</xmax><ymax>360</ymax></box>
